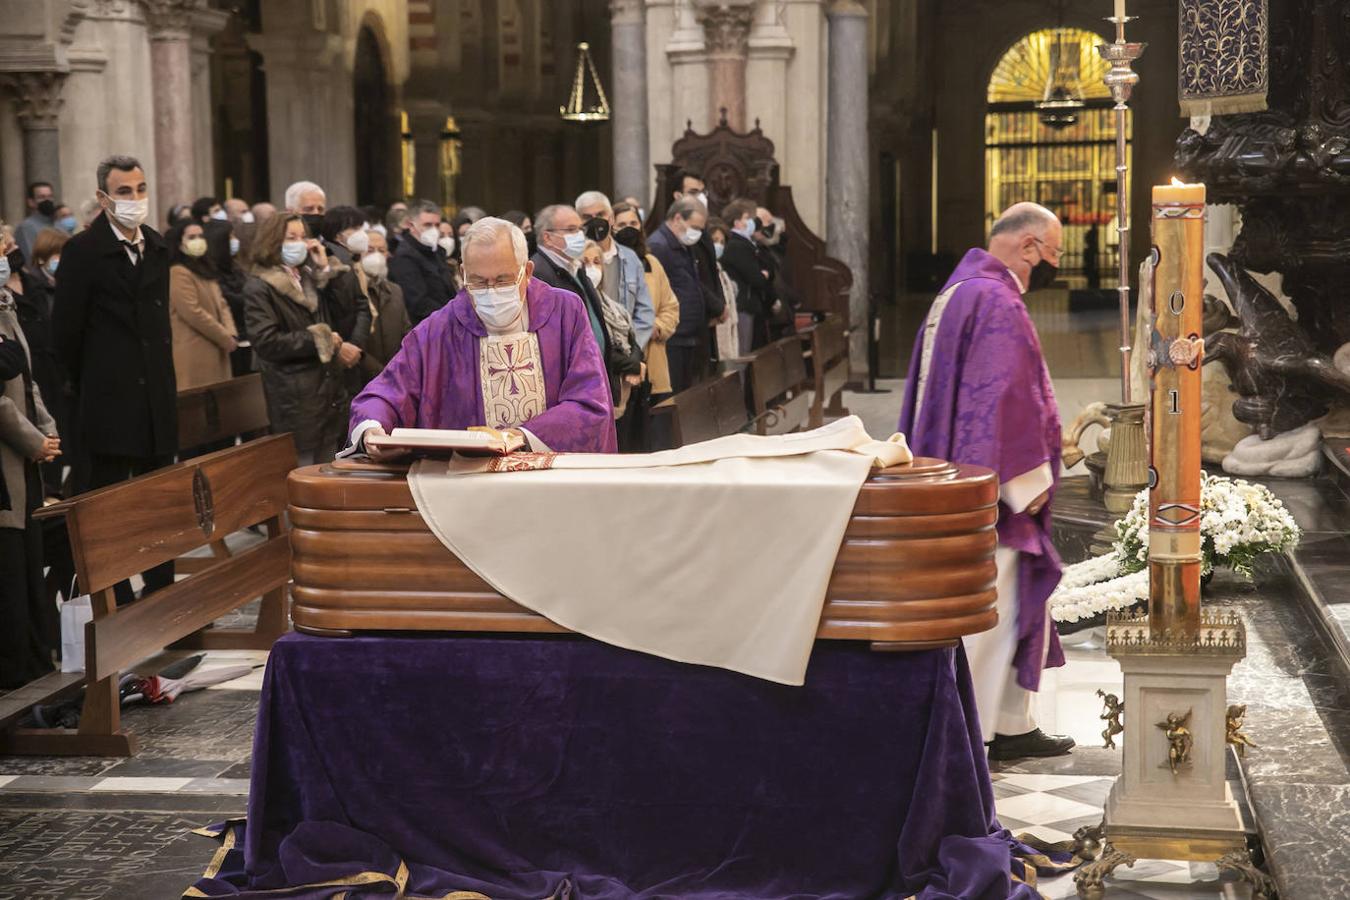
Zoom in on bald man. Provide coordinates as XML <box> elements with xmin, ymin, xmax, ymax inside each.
<box><xmin>898</xmin><ymin>202</ymin><xmax>1072</xmax><ymax>762</ymax></box>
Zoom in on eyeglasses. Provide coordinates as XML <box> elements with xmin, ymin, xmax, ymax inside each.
<box><xmin>545</xmin><ymin>225</ymin><xmax>583</xmax><ymax>235</ymax></box>
<box><xmin>1032</xmin><ymin>235</ymin><xmax>1063</xmax><ymax>262</ymax></box>
<box><xmin>464</xmin><ymin>265</ymin><xmax>525</xmax><ymax>292</ymax></box>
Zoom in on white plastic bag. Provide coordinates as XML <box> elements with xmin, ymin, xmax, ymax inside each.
<box><xmin>59</xmin><ymin>594</ymin><xmax>92</xmax><ymax>673</ymax></box>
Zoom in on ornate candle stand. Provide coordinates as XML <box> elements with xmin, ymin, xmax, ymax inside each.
<box><xmin>1074</xmin><ymin>185</ymin><xmax>1269</xmax><ymax>900</ymax></box>
<box><xmin>1089</xmin><ymin>17</ymin><xmax>1149</xmax><ymax>534</ymax></box>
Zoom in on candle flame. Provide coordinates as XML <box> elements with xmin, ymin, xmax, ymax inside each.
<box><xmin>1171</xmin><ymin>177</ymin><xmax>1186</xmax><ymax>187</ymax></box>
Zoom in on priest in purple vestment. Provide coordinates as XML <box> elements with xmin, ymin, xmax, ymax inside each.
<box><xmin>898</xmin><ymin>202</ymin><xmax>1072</xmax><ymax>762</ymax></box>
<box><xmin>348</xmin><ymin>217</ymin><xmax>617</xmax><ymax>456</ymax></box>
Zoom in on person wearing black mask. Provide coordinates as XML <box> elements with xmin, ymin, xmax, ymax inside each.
<box><xmin>204</xmin><ymin>219</ymin><xmax>253</xmax><ymax>377</ymax></box>
<box><xmin>895</xmin><ymin>201</ymin><xmax>1073</xmax><ymax>764</ymax></box>
<box><xmin>284</xmin><ymin>179</ymin><xmax>329</xmax><ymax>241</ymax></box>
<box><xmin>15</xmin><ymin>182</ymin><xmax>56</xmax><ymax>262</ymax></box>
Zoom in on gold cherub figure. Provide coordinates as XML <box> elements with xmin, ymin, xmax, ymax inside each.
<box><xmin>1226</xmin><ymin>704</ymin><xmax>1258</xmax><ymax>757</ymax></box>
<box><xmin>1155</xmin><ymin>709</ymin><xmax>1193</xmax><ymax>774</ymax></box>
<box><xmin>1096</xmin><ymin>690</ymin><xmax>1124</xmax><ymax>750</ymax></box>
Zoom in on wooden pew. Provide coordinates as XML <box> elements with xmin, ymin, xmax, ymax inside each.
<box><xmin>806</xmin><ymin>317</ymin><xmax>851</xmax><ymax>427</ymax></box>
<box><xmin>650</xmin><ymin>369</ymin><xmax>750</xmax><ymax>449</ymax></box>
<box><xmin>178</xmin><ymin>372</ymin><xmax>269</xmax><ymax>451</ymax></box>
<box><xmin>742</xmin><ymin>336</ymin><xmax>813</xmax><ymax>436</ymax></box>
<box><xmin>176</xmin><ymin>373</ymin><xmax>270</xmax><ymax>573</ymax></box>
<box><xmin>1</xmin><ymin>435</ymin><xmax>296</xmax><ymax>757</ymax></box>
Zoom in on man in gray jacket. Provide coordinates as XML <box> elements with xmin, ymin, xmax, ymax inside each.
<box><xmin>575</xmin><ymin>190</ymin><xmax>655</xmax><ymax>352</ymax></box>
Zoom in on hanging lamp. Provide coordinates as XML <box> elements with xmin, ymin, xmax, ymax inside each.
<box><xmin>560</xmin><ymin>42</ymin><xmax>610</xmax><ymax>123</ymax></box>
<box><xmin>1035</xmin><ymin>28</ymin><xmax>1086</xmax><ymax>129</ymax></box>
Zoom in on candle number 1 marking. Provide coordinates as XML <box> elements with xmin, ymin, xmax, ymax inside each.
<box><xmin>1169</xmin><ymin>390</ymin><xmax>1180</xmax><ymax>414</ymax></box>
<box><xmin>1169</xmin><ymin>291</ymin><xmax>1185</xmax><ymax>316</ymax></box>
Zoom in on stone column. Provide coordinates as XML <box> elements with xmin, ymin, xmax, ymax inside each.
<box><xmin>693</xmin><ymin>0</ymin><xmax>755</xmax><ymax>131</ymax></box>
<box><xmin>1</xmin><ymin>72</ymin><xmax>68</xmax><ymax>198</ymax></box>
<box><xmin>825</xmin><ymin>0</ymin><xmax>869</xmax><ymax>374</ymax></box>
<box><xmin>665</xmin><ymin>1</ymin><xmax>710</xmax><ymax>138</ymax></box>
<box><xmin>746</xmin><ymin>0</ymin><xmax>794</xmax><ymax>151</ymax></box>
<box><xmin>189</xmin><ymin>7</ymin><xmax>229</xmax><ymax>196</ymax></box>
<box><xmin>610</xmin><ymin>0</ymin><xmax>650</xmax><ymax>204</ymax></box>
<box><xmin>145</xmin><ymin>0</ymin><xmax>201</xmax><ymax>208</ymax></box>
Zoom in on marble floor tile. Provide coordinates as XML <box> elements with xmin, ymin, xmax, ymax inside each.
<box><xmin>1044</xmin><ymin>778</ymin><xmax>1114</xmax><ymax>808</ymax></box>
<box><xmin>178</xmin><ymin>777</ymin><xmax>250</xmax><ymax>794</ymax></box>
<box><xmin>89</xmin><ymin>776</ymin><xmax>193</xmax><ymax>793</ymax></box>
<box><xmin>1010</xmin><ymin>823</ymin><xmax>1073</xmax><ymax>844</ymax></box>
<box><xmin>997</xmin><ymin>773</ymin><xmax>1106</xmax><ymax>792</ymax></box>
<box><xmin>995</xmin><ymin>790</ymin><xmax>1104</xmax><ymax>825</ymax></box>
<box><xmin>102</xmin><ymin>757</ymin><xmax>235</xmax><ymax>779</ymax></box>
<box><xmin>0</xmin><ymin>777</ymin><xmax>13</xmax><ymax>790</ymax></box>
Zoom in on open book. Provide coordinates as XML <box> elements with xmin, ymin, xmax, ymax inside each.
<box><xmin>365</xmin><ymin>427</ymin><xmax>527</xmax><ymax>457</ymax></box>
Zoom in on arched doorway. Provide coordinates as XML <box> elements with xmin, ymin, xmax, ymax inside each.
<box><xmin>985</xmin><ymin>27</ymin><xmax>1127</xmax><ymax>288</ymax></box>
<box><xmin>353</xmin><ymin>25</ymin><xmax>394</xmax><ymax>206</ymax></box>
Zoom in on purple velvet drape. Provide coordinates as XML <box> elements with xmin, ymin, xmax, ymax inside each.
<box><xmin>190</xmin><ymin>634</ymin><xmax>1045</xmax><ymax>899</ymax></box>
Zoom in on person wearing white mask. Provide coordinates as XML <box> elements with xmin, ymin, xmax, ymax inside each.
<box><xmin>646</xmin><ymin>195</ymin><xmax>724</xmax><ymax>392</ymax></box>
<box><xmin>167</xmin><ymin>220</ymin><xmax>237</xmax><ymax>391</ymax></box>
<box><xmin>528</xmin><ymin>204</ymin><xmax>622</xmax><ymax>402</ymax></box>
<box><xmin>355</xmin><ymin>229</ymin><xmax>412</xmax><ymax>388</ymax></box>
<box><xmin>52</xmin><ymin>154</ymin><xmax>178</xmax><ymax>606</ymax></box>
<box><xmin>387</xmin><ymin>199</ymin><xmax>457</xmax><ymax>326</ymax></box>
<box><xmin>243</xmin><ymin>213</ymin><xmax>359</xmax><ymax>465</ymax></box>
<box><xmin>313</xmin><ymin>206</ymin><xmax>373</xmax><ymax>386</ymax></box>
<box><xmin>348</xmin><ymin>217</ymin><xmax>616</xmax><ymax>458</ymax></box>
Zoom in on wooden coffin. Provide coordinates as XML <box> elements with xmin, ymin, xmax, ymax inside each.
<box><xmin>287</xmin><ymin>457</ymin><xmax>1000</xmax><ymax>649</ymax></box>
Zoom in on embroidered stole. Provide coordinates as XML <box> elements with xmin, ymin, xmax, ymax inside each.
<box><xmin>479</xmin><ymin>331</ymin><xmax>546</xmax><ymax>430</ymax></box>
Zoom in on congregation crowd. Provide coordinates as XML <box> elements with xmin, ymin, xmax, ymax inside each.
<box><xmin>0</xmin><ymin>154</ymin><xmax>799</xmax><ymax>688</ymax></box>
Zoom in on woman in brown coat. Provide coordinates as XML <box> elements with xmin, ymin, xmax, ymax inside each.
<box><xmin>167</xmin><ymin>221</ymin><xmax>237</xmax><ymax>390</ymax></box>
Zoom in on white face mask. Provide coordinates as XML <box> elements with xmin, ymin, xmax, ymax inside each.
<box><xmin>281</xmin><ymin>240</ymin><xmax>308</xmax><ymax>267</ymax></box>
<box><xmin>418</xmin><ymin>227</ymin><xmax>440</xmax><ymax>249</ymax></box>
<box><xmin>695</xmin><ymin>191</ymin><xmax>709</xmax><ymax>210</ymax></box>
<box><xmin>371</xmin><ymin>223</ymin><xmax>387</xmax><ymax>237</ymax></box>
<box><xmin>345</xmin><ymin>229</ymin><xmax>370</xmax><ymax>255</ymax></box>
<box><xmin>210</xmin><ymin>209</ymin><xmax>228</xmax><ymax>222</ymax></box>
<box><xmin>105</xmin><ymin>195</ymin><xmax>149</xmax><ymax>229</ymax></box>
<box><xmin>680</xmin><ymin>226</ymin><xmax>703</xmax><ymax>247</ymax></box>
<box><xmin>585</xmin><ymin>265</ymin><xmax>602</xmax><ymax>288</ymax></box>
<box><xmin>241</xmin><ymin>211</ymin><xmax>255</xmax><ymax>224</ymax></box>
<box><xmin>470</xmin><ymin>274</ymin><xmax>525</xmax><ymax>331</ymax></box>
<box><xmin>438</xmin><ymin>235</ymin><xmax>456</xmax><ymax>256</ymax></box>
<box><xmin>562</xmin><ymin>230</ymin><xmax>587</xmax><ymax>259</ymax></box>
<box><xmin>183</xmin><ymin>237</ymin><xmax>207</xmax><ymax>257</ymax></box>
<box><xmin>360</xmin><ymin>251</ymin><xmax>387</xmax><ymax>279</ymax></box>
<box><xmin>229</xmin><ymin>237</ymin><xmax>241</xmax><ymax>256</ymax></box>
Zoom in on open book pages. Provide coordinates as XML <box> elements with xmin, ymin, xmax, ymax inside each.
<box><xmin>367</xmin><ymin>427</ymin><xmax>527</xmax><ymax>457</ymax></box>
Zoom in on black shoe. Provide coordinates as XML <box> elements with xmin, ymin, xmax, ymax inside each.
<box><xmin>988</xmin><ymin>728</ymin><xmax>1075</xmax><ymax>761</ymax></box>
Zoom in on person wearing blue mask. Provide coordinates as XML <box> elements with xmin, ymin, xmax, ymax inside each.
<box><xmin>242</xmin><ymin>212</ymin><xmax>361</xmax><ymax>465</ymax></box>
<box><xmin>718</xmin><ymin>197</ymin><xmax>776</xmax><ymax>354</ymax></box>
<box><xmin>529</xmin><ymin>204</ymin><xmax>616</xmax><ymax>396</ymax></box>
<box><xmin>647</xmin><ymin>196</ymin><xmax>725</xmax><ymax>392</ymax></box>
<box><xmin>387</xmin><ymin>199</ymin><xmax>456</xmax><ymax>326</ymax></box>
<box><xmin>53</xmin><ymin>204</ymin><xmax>77</xmax><ymax>235</ymax></box>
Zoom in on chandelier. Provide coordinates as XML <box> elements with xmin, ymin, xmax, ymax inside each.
<box><xmin>1035</xmin><ymin>29</ymin><xmax>1085</xmax><ymax>128</ymax></box>
<box><xmin>560</xmin><ymin>42</ymin><xmax>610</xmax><ymax>124</ymax></box>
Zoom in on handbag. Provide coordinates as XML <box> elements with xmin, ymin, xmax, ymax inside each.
<box><xmin>59</xmin><ymin>581</ymin><xmax>92</xmax><ymax>673</ymax></box>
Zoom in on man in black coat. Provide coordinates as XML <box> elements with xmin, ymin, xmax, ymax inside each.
<box><xmin>530</xmin><ymin>204</ymin><xmax>636</xmax><ymax>408</ymax></box>
<box><xmin>53</xmin><ymin>155</ymin><xmax>176</xmax><ymax>605</ymax></box>
<box><xmin>647</xmin><ymin>197</ymin><xmax>724</xmax><ymax>392</ymax></box>
<box><xmin>387</xmin><ymin>199</ymin><xmax>457</xmax><ymax>325</ymax></box>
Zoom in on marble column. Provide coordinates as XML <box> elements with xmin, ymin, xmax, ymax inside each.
<box><xmin>664</xmin><ymin>1</ymin><xmax>710</xmax><ymax>140</ymax></box>
<box><xmin>189</xmin><ymin>6</ymin><xmax>228</xmax><ymax>196</ymax></box>
<box><xmin>145</xmin><ymin>0</ymin><xmax>200</xmax><ymax>209</ymax></box>
<box><xmin>825</xmin><ymin>0</ymin><xmax>869</xmax><ymax>374</ymax></box>
<box><xmin>693</xmin><ymin>0</ymin><xmax>755</xmax><ymax>131</ymax></box>
<box><xmin>610</xmin><ymin>0</ymin><xmax>650</xmax><ymax>204</ymax></box>
<box><xmin>745</xmin><ymin>0</ymin><xmax>794</xmax><ymax>152</ymax></box>
<box><xmin>1</xmin><ymin>72</ymin><xmax>67</xmax><ymax>198</ymax></box>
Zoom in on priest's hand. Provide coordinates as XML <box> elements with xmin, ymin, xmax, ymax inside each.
<box><xmin>337</xmin><ymin>342</ymin><xmax>362</xmax><ymax>368</ymax></box>
<box><xmin>361</xmin><ymin>426</ymin><xmax>406</xmax><ymax>463</ymax></box>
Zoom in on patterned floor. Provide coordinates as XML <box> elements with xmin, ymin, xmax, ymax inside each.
<box><xmin>992</xmin><ymin>773</ymin><xmax>1254</xmax><ymax>899</ymax></box>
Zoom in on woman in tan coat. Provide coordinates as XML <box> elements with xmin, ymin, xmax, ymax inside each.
<box><xmin>613</xmin><ymin>202</ymin><xmax>680</xmax><ymax>400</ymax></box>
<box><xmin>167</xmin><ymin>221</ymin><xmax>237</xmax><ymax>390</ymax></box>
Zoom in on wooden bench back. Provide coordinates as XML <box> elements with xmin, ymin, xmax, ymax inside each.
<box><xmin>652</xmin><ymin>370</ymin><xmax>750</xmax><ymax>448</ymax></box>
<box><xmin>745</xmin><ymin>336</ymin><xmax>812</xmax><ymax>435</ymax></box>
<box><xmin>177</xmin><ymin>373</ymin><xmax>269</xmax><ymax>449</ymax></box>
<box><xmin>807</xmin><ymin>316</ymin><xmax>851</xmax><ymax>426</ymax></box>
<box><xmin>61</xmin><ymin>434</ymin><xmax>294</xmax><ymax>594</ymax></box>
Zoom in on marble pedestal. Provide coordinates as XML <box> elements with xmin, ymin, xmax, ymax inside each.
<box><xmin>1076</xmin><ymin>612</ymin><xmax>1275</xmax><ymax>899</ymax></box>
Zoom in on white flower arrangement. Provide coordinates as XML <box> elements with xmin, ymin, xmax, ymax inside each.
<box><xmin>1050</xmin><ymin>473</ymin><xmax>1301</xmax><ymax>624</ymax></box>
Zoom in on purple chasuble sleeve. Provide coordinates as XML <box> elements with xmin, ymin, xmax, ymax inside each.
<box><xmin>897</xmin><ymin>249</ymin><xmax>1064</xmax><ymax>690</ymax></box>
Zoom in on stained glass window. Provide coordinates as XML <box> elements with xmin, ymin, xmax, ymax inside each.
<box><xmin>985</xmin><ymin>28</ymin><xmax>1130</xmax><ymax>288</ymax></box>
